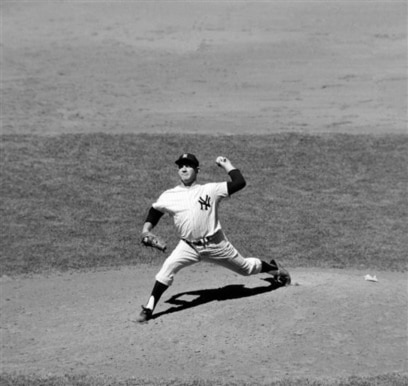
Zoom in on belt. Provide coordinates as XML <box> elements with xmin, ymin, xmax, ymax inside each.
<box><xmin>183</xmin><ymin>230</ymin><xmax>221</xmax><ymax>247</ymax></box>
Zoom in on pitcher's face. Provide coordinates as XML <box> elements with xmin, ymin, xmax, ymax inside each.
<box><xmin>178</xmin><ymin>164</ymin><xmax>198</xmax><ymax>186</ymax></box>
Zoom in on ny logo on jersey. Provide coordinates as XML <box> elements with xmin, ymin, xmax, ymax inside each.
<box><xmin>198</xmin><ymin>195</ymin><xmax>211</xmax><ymax>210</ymax></box>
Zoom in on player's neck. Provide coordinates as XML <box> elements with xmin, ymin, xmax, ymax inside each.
<box><xmin>181</xmin><ymin>180</ymin><xmax>197</xmax><ymax>188</ymax></box>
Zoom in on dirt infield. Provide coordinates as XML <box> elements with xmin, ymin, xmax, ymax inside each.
<box><xmin>1</xmin><ymin>267</ymin><xmax>407</xmax><ymax>382</ymax></box>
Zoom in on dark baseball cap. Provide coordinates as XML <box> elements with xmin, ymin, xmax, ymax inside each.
<box><xmin>175</xmin><ymin>153</ymin><xmax>199</xmax><ymax>168</ymax></box>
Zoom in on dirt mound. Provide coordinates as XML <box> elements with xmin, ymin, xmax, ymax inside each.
<box><xmin>1</xmin><ymin>266</ymin><xmax>406</xmax><ymax>383</ymax></box>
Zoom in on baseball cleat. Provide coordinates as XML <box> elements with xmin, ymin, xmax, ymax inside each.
<box><xmin>269</xmin><ymin>259</ymin><xmax>291</xmax><ymax>286</ymax></box>
<box><xmin>276</xmin><ymin>267</ymin><xmax>291</xmax><ymax>286</ymax></box>
<box><xmin>136</xmin><ymin>306</ymin><xmax>153</xmax><ymax>323</ymax></box>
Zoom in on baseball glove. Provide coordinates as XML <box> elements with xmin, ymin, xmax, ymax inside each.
<box><xmin>141</xmin><ymin>231</ymin><xmax>167</xmax><ymax>252</ymax></box>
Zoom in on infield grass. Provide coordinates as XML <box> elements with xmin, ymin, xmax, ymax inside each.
<box><xmin>1</xmin><ymin>133</ymin><xmax>407</xmax><ymax>275</ymax></box>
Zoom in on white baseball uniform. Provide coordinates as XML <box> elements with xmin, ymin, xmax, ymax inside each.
<box><xmin>152</xmin><ymin>181</ymin><xmax>262</xmax><ymax>286</ymax></box>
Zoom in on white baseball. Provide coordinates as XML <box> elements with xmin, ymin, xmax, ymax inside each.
<box><xmin>216</xmin><ymin>156</ymin><xmax>226</xmax><ymax>165</ymax></box>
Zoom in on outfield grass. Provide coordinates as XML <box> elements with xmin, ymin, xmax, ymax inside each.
<box><xmin>1</xmin><ymin>133</ymin><xmax>407</xmax><ymax>275</ymax></box>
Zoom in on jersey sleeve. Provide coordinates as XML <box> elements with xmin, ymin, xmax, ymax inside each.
<box><xmin>210</xmin><ymin>182</ymin><xmax>229</xmax><ymax>199</ymax></box>
<box><xmin>151</xmin><ymin>192</ymin><xmax>169</xmax><ymax>213</ymax></box>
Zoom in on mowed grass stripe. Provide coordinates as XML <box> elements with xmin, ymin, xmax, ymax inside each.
<box><xmin>1</xmin><ymin>133</ymin><xmax>407</xmax><ymax>275</ymax></box>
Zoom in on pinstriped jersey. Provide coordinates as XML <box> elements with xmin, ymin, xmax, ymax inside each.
<box><xmin>152</xmin><ymin>182</ymin><xmax>229</xmax><ymax>241</ymax></box>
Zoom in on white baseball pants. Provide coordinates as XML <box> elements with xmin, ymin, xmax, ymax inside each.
<box><xmin>155</xmin><ymin>231</ymin><xmax>262</xmax><ymax>286</ymax></box>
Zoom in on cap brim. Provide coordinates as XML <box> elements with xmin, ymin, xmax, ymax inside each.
<box><xmin>175</xmin><ymin>160</ymin><xmax>198</xmax><ymax>168</ymax></box>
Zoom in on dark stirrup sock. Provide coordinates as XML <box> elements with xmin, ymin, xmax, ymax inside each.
<box><xmin>146</xmin><ymin>280</ymin><xmax>169</xmax><ymax>310</ymax></box>
<box><xmin>151</xmin><ymin>280</ymin><xmax>168</xmax><ymax>302</ymax></box>
<box><xmin>260</xmin><ymin>260</ymin><xmax>279</xmax><ymax>273</ymax></box>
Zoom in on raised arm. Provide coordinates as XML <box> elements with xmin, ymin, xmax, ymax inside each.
<box><xmin>216</xmin><ymin>156</ymin><xmax>246</xmax><ymax>195</ymax></box>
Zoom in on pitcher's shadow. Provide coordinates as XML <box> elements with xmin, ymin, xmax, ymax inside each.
<box><xmin>152</xmin><ymin>277</ymin><xmax>282</xmax><ymax>320</ymax></box>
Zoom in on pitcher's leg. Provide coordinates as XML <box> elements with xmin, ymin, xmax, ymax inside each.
<box><xmin>136</xmin><ymin>241</ymin><xmax>200</xmax><ymax>323</ymax></box>
<box><xmin>205</xmin><ymin>239</ymin><xmax>290</xmax><ymax>284</ymax></box>
<box><xmin>217</xmin><ymin>253</ymin><xmax>263</xmax><ymax>276</ymax></box>
<box><xmin>204</xmin><ymin>239</ymin><xmax>263</xmax><ymax>276</ymax></box>
<box><xmin>155</xmin><ymin>240</ymin><xmax>200</xmax><ymax>286</ymax></box>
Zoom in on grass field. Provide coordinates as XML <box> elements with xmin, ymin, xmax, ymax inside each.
<box><xmin>1</xmin><ymin>133</ymin><xmax>407</xmax><ymax>276</ymax></box>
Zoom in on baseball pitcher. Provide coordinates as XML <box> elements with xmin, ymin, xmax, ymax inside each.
<box><xmin>137</xmin><ymin>153</ymin><xmax>291</xmax><ymax>323</ymax></box>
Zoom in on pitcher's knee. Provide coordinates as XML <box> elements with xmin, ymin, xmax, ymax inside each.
<box><xmin>155</xmin><ymin>259</ymin><xmax>184</xmax><ymax>287</ymax></box>
<box><xmin>155</xmin><ymin>272</ymin><xmax>174</xmax><ymax>287</ymax></box>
